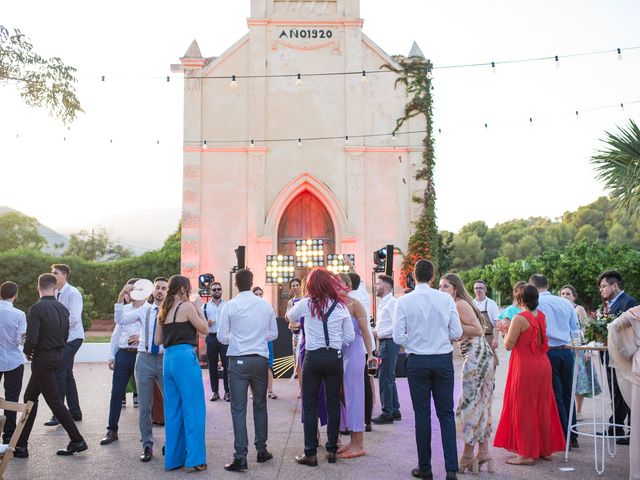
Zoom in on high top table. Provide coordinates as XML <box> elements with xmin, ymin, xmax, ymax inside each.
<box><xmin>564</xmin><ymin>344</ymin><xmax>630</xmax><ymax>475</ymax></box>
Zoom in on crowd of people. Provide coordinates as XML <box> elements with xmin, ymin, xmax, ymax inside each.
<box><xmin>0</xmin><ymin>261</ymin><xmax>637</xmax><ymax>479</ymax></box>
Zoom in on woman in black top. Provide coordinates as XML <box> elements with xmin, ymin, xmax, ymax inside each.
<box><xmin>155</xmin><ymin>275</ymin><xmax>208</xmax><ymax>472</ymax></box>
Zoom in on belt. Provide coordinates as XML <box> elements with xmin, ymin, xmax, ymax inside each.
<box><xmin>208</xmin><ymin>332</ymin><xmax>217</xmax><ymax>336</ymax></box>
<box><xmin>231</xmin><ymin>354</ymin><xmax>262</xmax><ymax>358</ymax></box>
<box><xmin>378</xmin><ymin>337</ymin><xmax>393</xmax><ymax>342</ymax></box>
<box><xmin>119</xmin><ymin>347</ymin><xmax>138</xmax><ymax>353</ymax></box>
<box><xmin>548</xmin><ymin>346</ymin><xmax>568</xmax><ymax>350</ymax></box>
<box><xmin>140</xmin><ymin>351</ymin><xmax>163</xmax><ymax>355</ymax></box>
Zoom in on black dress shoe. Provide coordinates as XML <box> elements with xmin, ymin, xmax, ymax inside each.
<box><xmin>570</xmin><ymin>437</ymin><xmax>579</xmax><ymax>449</ymax></box>
<box><xmin>295</xmin><ymin>454</ymin><xmax>318</xmax><ymax>466</ymax></box>
<box><xmin>224</xmin><ymin>458</ymin><xmax>248</xmax><ymax>471</ymax></box>
<box><xmin>411</xmin><ymin>467</ymin><xmax>433</xmax><ymax>479</ymax></box>
<box><xmin>13</xmin><ymin>446</ymin><xmax>29</xmax><ymax>458</ymax></box>
<box><xmin>326</xmin><ymin>452</ymin><xmax>337</xmax><ymax>463</ymax></box>
<box><xmin>616</xmin><ymin>437</ymin><xmax>630</xmax><ymax>445</ymax></box>
<box><xmin>340</xmin><ymin>430</ymin><xmax>351</xmax><ymax>435</ymax></box>
<box><xmin>393</xmin><ymin>412</ymin><xmax>402</xmax><ymax>420</ymax></box>
<box><xmin>224</xmin><ymin>392</ymin><xmax>231</xmax><ymax>402</ymax></box>
<box><xmin>100</xmin><ymin>430</ymin><xmax>118</xmax><ymax>445</ymax></box>
<box><xmin>56</xmin><ymin>440</ymin><xmax>88</xmax><ymax>456</ymax></box>
<box><xmin>445</xmin><ymin>472</ymin><xmax>458</xmax><ymax>480</ymax></box>
<box><xmin>44</xmin><ymin>416</ymin><xmax>60</xmax><ymax>426</ymax></box>
<box><xmin>365</xmin><ymin>423</ymin><xmax>372</xmax><ymax>432</ymax></box>
<box><xmin>140</xmin><ymin>446</ymin><xmax>153</xmax><ymax>462</ymax></box>
<box><xmin>72</xmin><ymin>415</ymin><xmax>82</xmax><ymax>422</ymax></box>
<box><xmin>371</xmin><ymin>414</ymin><xmax>394</xmax><ymax>424</ymax></box>
<box><xmin>257</xmin><ymin>450</ymin><xmax>273</xmax><ymax>463</ymax></box>
<box><xmin>210</xmin><ymin>392</ymin><xmax>219</xmax><ymax>401</ymax></box>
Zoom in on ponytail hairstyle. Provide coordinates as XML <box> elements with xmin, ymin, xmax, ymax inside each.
<box><xmin>158</xmin><ymin>275</ymin><xmax>191</xmax><ymax>325</ymax></box>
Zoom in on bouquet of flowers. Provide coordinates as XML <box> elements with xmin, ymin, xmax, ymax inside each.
<box><xmin>584</xmin><ymin>306</ymin><xmax>619</xmax><ymax>344</ymax></box>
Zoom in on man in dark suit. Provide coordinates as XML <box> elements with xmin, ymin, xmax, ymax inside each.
<box><xmin>597</xmin><ymin>270</ymin><xmax>637</xmax><ymax>444</ymax></box>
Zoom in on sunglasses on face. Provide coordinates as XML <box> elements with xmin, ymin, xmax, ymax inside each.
<box><xmin>212</xmin><ymin>288</ymin><xmax>222</xmax><ymax>292</ymax></box>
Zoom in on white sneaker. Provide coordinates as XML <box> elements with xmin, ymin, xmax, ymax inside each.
<box><xmin>576</xmin><ymin>412</ymin><xmax>584</xmax><ymax>421</ymax></box>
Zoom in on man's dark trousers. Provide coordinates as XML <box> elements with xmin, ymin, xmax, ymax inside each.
<box><xmin>363</xmin><ymin>356</ymin><xmax>373</xmax><ymax>425</ymax></box>
<box><xmin>18</xmin><ymin>349</ymin><xmax>84</xmax><ymax>448</ymax></box>
<box><xmin>378</xmin><ymin>338</ymin><xmax>400</xmax><ymax>417</ymax></box>
<box><xmin>206</xmin><ymin>333</ymin><xmax>229</xmax><ymax>394</ymax></box>
<box><xmin>0</xmin><ymin>364</ymin><xmax>24</xmax><ymax>443</ymax></box>
<box><xmin>548</xmin><ymin>348</ymin><xmax>577</xmax><ymax>440</ymax></box>
<box><xmin>406</xmin><ymin>352</ymin><xmax>458</xmax><ymax>474</ymax></box>
<box><xmin>107</xmin><ymin>349</ymin><xmax>138</xmax><ymax>432</ymax></box>
<box><xmin>55</xmin><ymin>337</ymin><xmax>83</xmax><ymax>417</ymax></box>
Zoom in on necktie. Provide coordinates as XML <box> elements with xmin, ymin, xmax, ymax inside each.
<box><xmin>56</xmin><ymin>292</ymin><xmax>61</xmax><ymax>300</ymax></box>
<box><xmin>151</xmin><ymin>307</ymin><xmax>159</xmax><ymax>355</ymax></box>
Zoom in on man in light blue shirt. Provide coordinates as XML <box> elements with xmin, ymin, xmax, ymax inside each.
<box><xmin>201</xmin><ymin>282</ymin><xmax>228</xmax><ymax>402</ymax></box>
<box><xmin>0</xmin><ymin>281</ymin><xmax>27</xmax><ymax>444</ymax></box>
<box><xmin>529</xmin><ymin>274</ymin><xmax>579</xmax><ymax>448</ymax></box>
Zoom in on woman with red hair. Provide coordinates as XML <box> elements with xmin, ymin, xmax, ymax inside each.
<box><xmin>287</xmin><ymin>269</ymin><xmax>355</xmax><ymax>466</ymax></box>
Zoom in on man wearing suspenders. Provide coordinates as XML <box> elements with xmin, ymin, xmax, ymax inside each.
<box><xmin>473</xmin><ymin>280</ymin><xmax>499</xmax><ymax>366</ymax></box>
<box><xmin>202</xmin><ymin>282</ymin><xmax>229</xmax><ymax>402</ymax></box>
<box><xmin>114</xmin><ymin>277</ymin><xmax>168</xmax><ymax>462</ymax></box>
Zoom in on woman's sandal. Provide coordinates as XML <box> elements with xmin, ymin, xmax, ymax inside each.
<box><xmin>476</xmin><ymin>453</ymin><xmax>495</xmax><ymax>473</ymax></box>
<box><xmin>185</xmin><ymin>464</ymin><xmax>208</xmax><ymax>472</ymax></box>
<box><xmin>268</xmin><ymin>391</ymin><xmax>278</xmax><ymax>399</ymax></box>
<box><xmin>337</xmin><ymin>450</ymin><xmax>367</xmax><ymax>459</ymax></box>
<box><xmin>458</xmin><ymin>455</ymin><xmax>478</xmax><ymax>474</ymax></box>
<box><xmin>506</xmin><ymin>456</ymin><xmax>534</xmax><ymax>466</ymax></box>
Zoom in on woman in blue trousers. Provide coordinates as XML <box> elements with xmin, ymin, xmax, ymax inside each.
<box><xmin>155</xmin><ymin>275</ymin><xmax>209</xmax><ymax>472</ymax></box>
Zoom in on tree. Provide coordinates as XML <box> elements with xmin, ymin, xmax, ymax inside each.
<box><xmin>64</xmin><ymin>227</ymin><xmax>133</xmax><ymax>261</ymax></box>
<box><xmin>0</xmin><ymin>25</ymin><xmax>82</xmax><ymax>124</ymax></box>
<box><xmin>0</xmin><ymin>211</ymin><xmax>45</xmax><ymax>252</ymax></box>
<box><xmin>591</xmin><ymin>119</ymin><xmax>640</xmax><ymax>214</ymax></box>
<box><xmin>575</xmin><ymin>224</ymin><xmax>599</xmax><ymax>244</ymax></box>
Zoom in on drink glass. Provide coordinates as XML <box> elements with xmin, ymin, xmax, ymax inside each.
<box><xmin>570</xmin><ymin>329</ymin><xmax>582</xmax><ymax>346</ymax></box>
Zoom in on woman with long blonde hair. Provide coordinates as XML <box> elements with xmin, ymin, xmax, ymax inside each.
<box><xmin>439</xmin><ymin>273</ymin><xmax>495</xmax><ymax>474</ymax></box>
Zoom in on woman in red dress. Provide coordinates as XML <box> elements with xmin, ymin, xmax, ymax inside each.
<box><xmin>494</xmin><ymin>284</ymin><xmax>566</xmax><ymax>465</ymax></box>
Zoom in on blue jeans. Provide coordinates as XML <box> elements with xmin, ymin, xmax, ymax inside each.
<box><xmin>406</xmin><ymin>352</ymin><xmax>458</xmax><ymax>474</ymax></box>
<box><xmin>55</xmin><ymin>338</ymin><xmax>83</xmax><ymax>417</ymax></box>
<box><xmin>548</xmin><ymin>348</ymin><xmax>576</xmax><ymax>440</ymax></box>
<box><xmin>378</xmin><ymin>338</ymin><xmax>400</xmax><ymax>417</ymax></box>
<box><xmin>107</xmin><ymin>349</ymin><xmax>137</xmax><ymax>432</ymax></box>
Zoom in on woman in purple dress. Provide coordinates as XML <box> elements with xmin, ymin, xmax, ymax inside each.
<box><xmin>337</xmin><ymin>273</ymin><xmax>373</xmax><ymax>458</ymax></box>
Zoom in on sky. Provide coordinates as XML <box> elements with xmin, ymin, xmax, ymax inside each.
<box><xmin>1</xmin><ymin>0</ymin><xmax>639</xmax><ymax>249</ymax></box>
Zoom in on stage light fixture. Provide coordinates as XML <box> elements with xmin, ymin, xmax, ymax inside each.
<box><xmin>327</xmin><ymin>253</ymin><xmax>355</xmax><ymax>273</ymax></box>
<box><xmin>265</xmin><ymin>255</ymin><xmax>295</xmax><ymax>284</ymax></box>
<box><xmin>373</xmin><ymin>244</ymin><xmax>394</xmax><ymax>276</ymax></box>
<box><xmin>295</xmin><ymin>239</ymin><xmax>325</xmax><ymax>268</ymax></box>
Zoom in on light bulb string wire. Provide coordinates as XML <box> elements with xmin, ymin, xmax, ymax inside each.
<box><xmin>188</xmin><ymin>99</ymin><xmax>639</xmax><ymax>145</ymax></box>
<box><xmin>84</xmin><ymin>46</ymin><xmax>640</xmax><ymax>81</ymax></box>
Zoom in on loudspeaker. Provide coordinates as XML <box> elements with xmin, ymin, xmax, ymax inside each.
<box><xmin>384</xmin><ymin>244</ymin><xmax>394</xmax><ymax>276</ymax></box>
<box><xmin>235</xmin><ymin>246</ymin><xmax>246</xmax><ymax>270</ymax></box>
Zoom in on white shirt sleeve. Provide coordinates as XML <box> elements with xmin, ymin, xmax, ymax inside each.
<box><xmin>488</xmin><ymin>299</ymin><xmax>499</xmax><ymax>325</ymax></box>
<box><xmin>115</xmin><ymin>303</ymin><xmax>141</xmax><ymax>325</ymax></box>
<box><xmin>392</xmin><ymin>300</ymin><xmax>408</xmax><ymax>346</ymax></box>
<box><xmin>448</xmin><ymin>297</ymin><xmax>463</xmax><ymax>339</ymax></box>
<box><xmin>217</xmin><ymin>303</ymin><xmax>231</xmax><ymax>345</ymax></box>
<box><xmin>266</xmin><ymin>305</ymin><xmax>279</xmax><ymax>342</ymax></box>
<box><xmin>68</xmin><ymin>289</ymin><xmax>84</xmax><ymax>331</ymax></box>
<box><xmin>109</xmin><ymin>324</ymin><xmax>121</xmax><ymax>361</ymax></box>
<box><xmin>287</xmin><ymin>298</ymin><xmax>305</xmax><ymax>322</ymax></box>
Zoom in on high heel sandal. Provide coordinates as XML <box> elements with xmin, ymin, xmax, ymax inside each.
<box><xmin>477</xmin><ymin>454</ymin><xmax>495</xmax><ymax>473</ymax></box>
<box><xmin>458</xmin><ymin>455</ymin><xmax>478</xmax><ymax>474</ymax></box>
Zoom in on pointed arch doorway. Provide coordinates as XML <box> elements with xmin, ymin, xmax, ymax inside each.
<box><xmin>276</xmin><ymin>190</ymin><xmax>335</xmax><ymax>317</ymax></box>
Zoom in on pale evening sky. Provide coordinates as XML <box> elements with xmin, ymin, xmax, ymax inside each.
<box><xmin>1</xmin><ymin>0</ymin><xmax>639</xmax><ymax>249</ymax></box>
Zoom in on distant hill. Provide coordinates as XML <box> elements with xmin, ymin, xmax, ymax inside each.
<box><xmin>0</xmin><ymin>206</ymin><xmax>68</xmax><ymax>255</ymax></box>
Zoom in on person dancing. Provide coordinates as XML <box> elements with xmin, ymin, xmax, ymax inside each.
<box><xmin>439</xmin><ymin>273</ymin><xmax>495</xmax><ymax>474</ymax></box>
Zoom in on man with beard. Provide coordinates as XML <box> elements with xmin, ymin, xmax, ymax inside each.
<box><xmin>114</xmin><ymin>277</ymin><xmax>169</xmax><ymax>462</ymax></box>
<box><xmin>202</xmin><ymin>281</ymin><xmax>229</xmax><ymax>402</ymax></box>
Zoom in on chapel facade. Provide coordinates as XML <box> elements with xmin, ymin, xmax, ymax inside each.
<box><xmin>174</xmin><ymin>0</ymin><xmax>427</xmax><ymax>315</ymax></box>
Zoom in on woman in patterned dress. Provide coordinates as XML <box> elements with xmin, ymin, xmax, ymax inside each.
<box><xmin>560</xmin><ymin>285</ymin><xmax>601</xmax><ymax>419</ymax></box>
<box><xmin>440</xmin><ymin>273</ymin><xmax>496</xmax><ymax>474</ymax></box>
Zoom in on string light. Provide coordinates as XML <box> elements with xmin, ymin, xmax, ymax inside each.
<box><xmin>297</xmin><ymin>138</ymin><xmax>302</xmax><ymax>147</ymax></box>
<box><xmin>360</xmin><ymin>71</ymin><xmax>368</xmax><ymax>84</ymax></box>
<box><xmin>344</xmin><ymin>135</ymin><xmax>349</xmax><ymax>145</ymax></box>
<box><xmin>491</xmin><ymin>61</ymin><xmax>496</xmax><ymax>73</ymax></box>
<box><xmin>166</xmin><ymin>76</ymin><xmax>170</xmax><ymax>82</ymax></box>
<box><xmin>621</xmin><ymin>103</ymin><xmax>625</xmax><ymax>111</ymax></box>
<box><xmin>618</xmin><ymin>48</ymin><xmax>623</xmax><ymax>60</ymax></box>
<box><xmin>575</xmin><ymin>110</ymin><xmax>580</xmax><ymax>119</ymax></box>
<box><xmin>250</xmin><ymin>139</ymin><xmax>255</xmax><ymax>148</ymax></box>
<box><xmin>555</xmin><ymin>55</ymin><xmax>560</xmax><ymax>67</ymax></box>
<box><xmin>392</xmin><ymin>133</ymin><xmax>397</xmax><ymax>145</ymax></box>
<box><xmin>203</xmin><ymin>140</ymin><xmax>207</xmax><ymax>149</ymax></box>
<box><xmin>296</xmin><ymin>73</ymin><xmax>303</xmax><ymax>86</ymax></box>
<box><xmin>230</xmin><ymin>75</ymin><xmax>238</xmax><ymax>88</ymax></box>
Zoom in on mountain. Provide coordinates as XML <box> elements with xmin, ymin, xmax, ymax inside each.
<box><xmin>0</xmin><ymin>206</ymin><xmax>68</xmax><ymax>255</ymax></box>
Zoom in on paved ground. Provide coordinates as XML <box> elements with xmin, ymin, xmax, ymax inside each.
<box><xmin>5</xmin><ymin>349</ymin><xmax>630</xmax><ymax>480</ymax></box>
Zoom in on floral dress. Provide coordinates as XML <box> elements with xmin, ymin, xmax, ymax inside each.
<box><xmin>575</xmin><ymin>305</ymin><xmax>602</xmax><ymax>397</ymax></box>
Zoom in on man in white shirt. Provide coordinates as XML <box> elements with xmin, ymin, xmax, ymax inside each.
<box><xmin>100</xmin><ymin>278</ymin><xmax>142</xmax><ymax>446</ymax></box>
<box><xmin>393</xmin><ymin>260</ymin><xmax>463</xmax><ymax>480</ymax></box>
<box><xmin>217</xmin><ymin>269</ymin><xmax>278</xmax><ymax>472</ymax></box>
<box><xmin>0</xmin><ymin>281</ymin><xmax>27</xmax><ymax>444</ymax></box>
<box><xmin>202</xmin><ymin>281</ymin><xmax>229</xmax><ymax>402</ymax></box>
<box><xmin>114</xmin><ymin>277</ymin><xmax>168</xmax><ymax>463</ymax></box>
<box><xmin>473</xmin><ymin>279</ymin><xmax>499</xmax><ymax>365</ymax></box>
<box><xmin>372</xmin><ymin>274</ymin><xmax>400</xmax><ymax>424</ymax></box>
<box><xmin>45</xmin><ymin>264</ymin><xmax>84</xmax><ymax>426</ymax></box>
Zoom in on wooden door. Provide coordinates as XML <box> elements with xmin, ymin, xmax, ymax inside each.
<box><xmin>276</xmin><ymin>191</ymin><xmax>335</xmax><ymax>316</ymax></box>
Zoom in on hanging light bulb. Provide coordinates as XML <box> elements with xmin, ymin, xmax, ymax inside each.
<box><xmin>230</xmin><ymin>75</ymin><xmax>238</xmax><ymax>88</ymax></box>
<box><xmin>621</xmin><ymin>103</ymin><xmax>625</xmax><ymax>111</ymax></box>
<box><xmin>297</xmin><ymin>138</ymin><xmax>302</xmax><ymax>147</ymax></box>
<box><xmin>296</xmin><ymin>73</ymin><xmax>303</xmax><ymax>86</ymax></box>
<box><xmin>491</xmin><ymin>61</ymin><xmax>496</xmax><ymax>73</ymax></box>
<box><xmin>575</xmin><ymin>110</ymin><xmax>579</xmax><ymax>119</ymax></box>
<box><xmin>617</xmin><ymin>48</ymin><xmax>623</xmax><ymax>60</ymax></box>
<box><xmin>203</xmin><ymin>140</ymin><xmax>208</xmax><ymax>149</ymax></box>
<box><xmin>250</xmin><ymin>139</ymin><xmax>255</xmax><ymax>148</ymax></box>
<box><xmin>529</xmin><ymin>117</ymin><xmax>533</xmax><ymax>125</ymax></box>
<box><xmin>360</xmin><ymin>71</ymin><xmax>368</xmax><ymax>84</ymax></box>
<box><xmin>555</xmin><ymin>55</ymin><xmax>560</xmax><ymax>67</ymax></box>
<box><xmin>344</xmin><ymin>136</ymin><xmax>349</xmax><ymax>145</ymax></box>
<box><xmin>391</xmin><ymin>133</ymin><xmax>398</xmax><ymax>145</ymax></box>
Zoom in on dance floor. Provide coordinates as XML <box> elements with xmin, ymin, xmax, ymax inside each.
<box><xmin>5</xmin><ymin>350</ymin><xmax>630</xmax><ymax>479</ymax></box>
